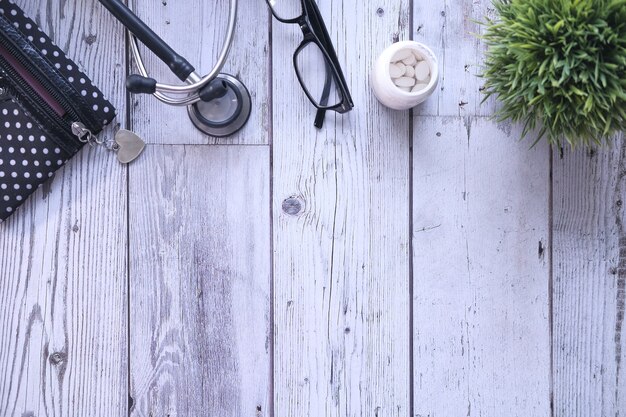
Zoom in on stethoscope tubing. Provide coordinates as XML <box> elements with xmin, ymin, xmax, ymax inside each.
<box><xmin>101</xmin><ymin>0</ymin><xmax>238</xmax><ymax>106</ymax></box>
<box><xmin>128</xmin><ymin>36</ymin><xmax>200</xmax><ymax>106</ymax></box>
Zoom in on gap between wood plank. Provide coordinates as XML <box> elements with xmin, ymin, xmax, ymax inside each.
<box><xmin>124</xmin><ymin>10</ymin><xmax>133</xmax><ymax>415</ymax></box>
<box><xmin>408</xmin><ymin>3</ymin><xmax>415</xmax><ymax>417</ymax></box>
<box><xmin>548</xmin><ymin>146</ymin><xmax>555</xmax><ymax>417</ymax></box>
<box><xmin>268</xmin><ymin>12</ymin><xmax>276</xmax><ymax>417</ymax></box>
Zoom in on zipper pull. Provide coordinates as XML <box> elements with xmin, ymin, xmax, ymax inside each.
<box><xmin>0</xmin><ymin>76</ymin><xmax>11</xmax><ymax>102</ymax></box>
<box><xmin>71</xmin><ymin>122</ymin><xmax>145</xmax><ymax>164</ymax></box>
<box><xmin>0</xmin><ymin>85</ymin><xmax>9</xmax><ymax>101</ymax></box>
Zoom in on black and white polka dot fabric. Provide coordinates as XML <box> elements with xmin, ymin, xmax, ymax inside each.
<box><xmin>0</xmin><ymin>99</ymin><xmax>71</xmax><ymax>217</ymax></box>
<box><xmin>0</xmin><ymin>0</ymin><xmax>116</xmax><ymax>221</ymax></box>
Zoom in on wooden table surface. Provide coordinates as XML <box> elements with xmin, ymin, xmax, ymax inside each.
<box><xmin>1</xmin><ymin>1</ymin><xmax>625</xmax><ymax>416</ymax></box>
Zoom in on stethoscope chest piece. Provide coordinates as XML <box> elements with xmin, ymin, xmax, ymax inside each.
<box><xmin>188</xmin><ymin>73</ymin><xmax>251</xmax><ymax>137</ymax></box>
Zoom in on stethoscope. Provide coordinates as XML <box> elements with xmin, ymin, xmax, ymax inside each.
<box><xmin>98</xmin><ymin>0</ymin><xmax>251</xmax><ymax>137</ymax></box>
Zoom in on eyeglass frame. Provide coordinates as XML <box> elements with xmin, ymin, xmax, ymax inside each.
<box><xmin>266</xmin><ymin>0</ymin><xmax>354</xmax><ymax>128</ymax></box>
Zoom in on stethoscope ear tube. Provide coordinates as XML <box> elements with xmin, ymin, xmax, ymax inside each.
<box><xmin>98</xmin><ymin>0</ymin><xmax>252</xmax><ymax>137</ymax></box>
<box><xmin>98</xmin><ymin>0</ymin><xmax>195</xmax><ymax>81</ymax></box>
<box><xmin>126</xmin><ymin>74</ymin><xmax>157</xmax><ymax>94</ymax></box>
<box><xmin>98</xmin><ymin>0</ymin><xmax>240</xmax><ymax>103</ymax></box>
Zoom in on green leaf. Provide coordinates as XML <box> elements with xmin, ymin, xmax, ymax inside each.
<box><xmin>476</xmin><ymin>0</ymin><xmax>626</xmax><ymax>147</ymax></box>
<box><xmin>583</xmin><ymin>95</ymin><xmax>594</xmax><ymax>113</ymax></box>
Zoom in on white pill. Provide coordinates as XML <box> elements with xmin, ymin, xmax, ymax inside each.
<box><xmin>393</xmin><ymin>76</ymin><xmax>416</xmax><ymax>87</ymax></box>
<box><xmin>415</xmin><ymin>61</ymin><xmax>430</xmax><ymax>81</ymax></box>
<box><xmin>389</xmin><ymin>63</ymin><xmax>406</xmax><ymax>78</ymax></box>
<box><xmin>397</xmin><ymin>86</ymin><xmax>412</xmax><ymax>92</ymax></box>
<box><xmin>402</xmin><ymin>53</ymin><xmax>417</xmax><ymax>66</ymax></box>
<box><xmin>413</xmin><ymin>51</ymin><xmax>424</xmax><ymax>61</ymax></box>
<box><xmin>392</xmin><ymin>49</ymin><xmax>413</xmax><ymax>63</ymax></box>
<box><xmin>405</xmin><ymin>65</ymin><xmax>415</xmax><ymax>78</ymax></box>
<box><xmin>412</xmin><ymin>82</ymin><xmax>429</xmax><ymax>92</ymax></box>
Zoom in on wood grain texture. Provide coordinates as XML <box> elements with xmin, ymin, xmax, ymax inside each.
<box><xmin>128</xmin><ymin>0</ymin><xmax>270</xmax><ymax>145</ymax></box>
<box><xmin>272</xmin><ymin>1</ymin><xmax>411</xmax><ymax>416</ymax></box>
<box><xmin>0</xmin><ymin>2</ymin><xmax>128</xmax><ymax>416</ymax></box>
<box><xmin>128</xmin><ymin>145</ymin><xmax>270</xmax><ymax>417</ymax></box>
<box><xmin>413</xmin><ymin>0</ymin><xmax>498</xmax><ymax>116</ymax></box>
<box><xmin>2</xmin><ymin>2</ymin><xmax>624</xmax><ymax>417</ymax></box>
<box><xmin>553</xmin><ymin>136</ymin><xmax>626</xmax><ymax>417</ymax></box>
<box><xmin>412</xmin><ymin>116</ymin><xmax>551</xmax><ymax>417</ymax></box>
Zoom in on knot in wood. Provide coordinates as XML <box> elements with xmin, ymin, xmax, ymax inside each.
<box><xmin>282</xmin><ymin>197</ymin><xmax>303</xmax><ymax>216</ymax></box>
<box><xmin>49</xmin><ymin>351</ymin><xmax>66</xmax><ymax>365</ymax></box>
<box><xmin>84</xmin><ymin>34</ymin><xmax>97</xmax><ymax>45</ymax></box>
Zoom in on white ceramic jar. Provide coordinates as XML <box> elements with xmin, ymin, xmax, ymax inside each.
<box><xmin>371</xmin><ymin>41</ymin><xmax>439</xmax><ymax>110</ymax></box>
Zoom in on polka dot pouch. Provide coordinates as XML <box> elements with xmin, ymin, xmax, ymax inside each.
<box><xmin>0</xmin><ymin>0</ymin><xmax>116</xmax><ymax>221</ymax></box>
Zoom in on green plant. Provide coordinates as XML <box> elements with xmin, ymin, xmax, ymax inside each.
<box><xmin>480</xmin><ymin>0</ymin><xmax>626</xmax><ymax>147</ymax></box>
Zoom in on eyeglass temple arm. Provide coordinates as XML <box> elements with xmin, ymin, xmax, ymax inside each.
<box><xmin>98</xmin><ymin>0</ymin><xmax>195</xmax><ymax>82</ymax></box>
<box><xmin>314</xmin><ymin>109</ymin><xmax>326</xmax><ymax>129</ymax></box>
<box><xmin>314</xmin><ymin>60</ymin><xmax>333</xmax><ymax>129</ymax></box>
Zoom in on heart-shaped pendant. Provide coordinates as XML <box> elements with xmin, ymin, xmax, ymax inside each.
<box><xmin>115</xmin><ymin>129</ymin><xmax>145</xmax><ymax>164</ymax></box>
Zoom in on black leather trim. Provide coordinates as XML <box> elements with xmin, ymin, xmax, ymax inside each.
<box><xmin>0</xmin><ymin>15</ymin><xmax>102</xmax><ymax>132</ymax></box>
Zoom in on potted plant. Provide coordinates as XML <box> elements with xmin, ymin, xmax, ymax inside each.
<box><xmin>480</xmin><ymin>0</ymin><xmax>626</xmax><ymax>147</ymax></box>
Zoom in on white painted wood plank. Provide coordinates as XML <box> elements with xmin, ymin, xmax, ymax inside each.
<box><xmin>0</xmin><ymin>2</ymin><xmax>128</xmax><ymax>416</ymax></box>
<box><xmin>412</xmin><ymin>116</ymin><xmax>551</xmax><ymax>417</ymax></box>
<box><xmin>128</xmin><ymin>0</ymin><xmax>270</xmax><ymax>145</ymax></box>
<box><xmin>553</xmin><ymin>136</ymin><xmax>626</xmax><ymax>417</ymax></box>
<box><xmin>128</xmin><ymin>145</ymin><xmax>270</xmax><ymax>417</ymax></box>
<box><xmin>272</xmin><ymin>1</ymin><xmax>411</xmax><ymax>416</ymax></box>
<box><xmin>413</xmin><ymin>0</ymin><xmax>498</xmax><ymax>116</ymax></box>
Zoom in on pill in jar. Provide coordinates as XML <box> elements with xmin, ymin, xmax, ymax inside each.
<box><xmin>389</xmin><ymin>49</ymin><xmax>431</xmax><ymax>93</ymax></box>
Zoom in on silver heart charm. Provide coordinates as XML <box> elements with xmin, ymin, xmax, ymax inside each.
<box><xmin>115</xmin><ymin>129</ymin><xmax>145</xmax><ymax>164</ymax></box>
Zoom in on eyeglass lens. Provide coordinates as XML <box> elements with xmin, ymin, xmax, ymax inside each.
<box><xmin>268</xmin><ymin>0</ymin><xmax>303</xmax><ymax>20</ymax></box>
<box><xmin>296</xmin><ymin>42</ymin><xmax>342</xmax><ymax>108</ymax></box>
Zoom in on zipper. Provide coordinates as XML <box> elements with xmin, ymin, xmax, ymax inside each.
<box><xmin>0</xmin><ymin>16</ymin><xmax>96</xmax><ymax>129</ymax></box>
<box><xmin>0</xmin><ymin>14</ymin><xmax>145</xmax><ymax>164</ymax></box>
<box><xmin>0</xmin><ymin>60</ymin><xmax>79</xmax><ymax>155</ymax></box>
<box><xmin>1</xmin><ymin>67</ymin><xmax>145</xmax><ymax>164</ymax></box>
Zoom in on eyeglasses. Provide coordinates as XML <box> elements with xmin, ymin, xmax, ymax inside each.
<box><xmin>266</xmin><ymin>0</ymin><xmax>354</xmax><ymax>128</ymax></box>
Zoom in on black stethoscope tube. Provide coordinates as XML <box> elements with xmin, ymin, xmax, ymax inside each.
<box><xmin>98</xmin><ymin>0</ymin><xmax>195</xmax><ymax>82</ymax></box>
<box><xmin>97</xmin><ymin>0</ymin><xmax>253</xmax><ymax>137</ymax></box>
